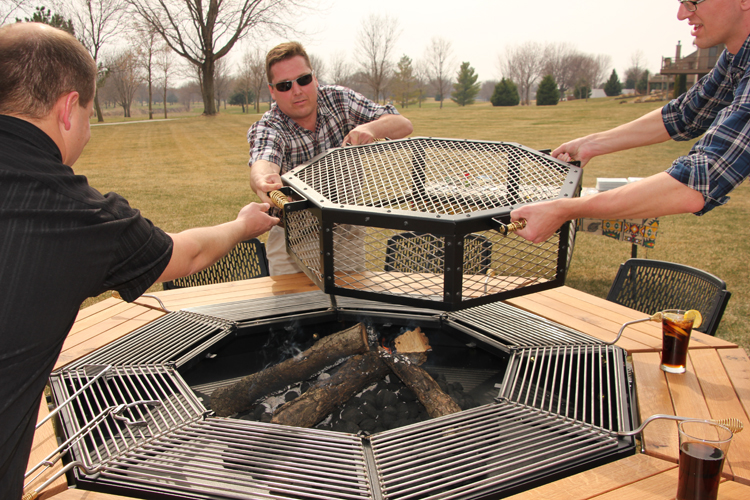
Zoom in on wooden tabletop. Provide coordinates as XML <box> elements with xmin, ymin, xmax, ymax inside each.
<box><xmin>27</xmin><ymin>275</ymin><xmax>750</xmax><ymax>500</ymax></box>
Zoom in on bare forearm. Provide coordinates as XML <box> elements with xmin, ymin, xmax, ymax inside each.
<box><xmin>512</xmin><ymin>173</ymin><xmax>704</xmax><ymax>243</ymax></box>
<box><xmin>160</xmin><ymin>221</ymin><xmax>247</xmax><ymax>281</ymax></box>
<box><xmin>157</xmin><ymin>202</ymin><xmax>278</xmax><ymax>282</ymax></box>
<box><xmin>345</xmin><ymin>114</ymin><xmax>413</xmax><ymax>145</ymax></box>
<box><xmin>552</xmin><ymin>108</ymin><xmax>671</xmax><ymax>165</ymax></box>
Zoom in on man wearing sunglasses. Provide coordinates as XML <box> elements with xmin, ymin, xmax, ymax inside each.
<box><xmin>511</xmin><ymin>0</ymin><xmax>750</xmax><ymax>244</ymax></box>
<box><xmin>248</xmin><ymin>41</ymin><xmax>413</xmax><ymax>275</ymax></box>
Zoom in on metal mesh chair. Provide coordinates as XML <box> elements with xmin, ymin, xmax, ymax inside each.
<box><xmin>606</xmin><ymin>258</ymin><xmax>731</xmax><ymax>336</ymax></box>
<box><xmin>384</xmin><ymin>233</ymin><xmax>492</xmax><ymax>274</ymax></box>
<box><xmin>163</xmin><ymin>238</ymin><xmax>269</xmax><ymax>290</ymax></box>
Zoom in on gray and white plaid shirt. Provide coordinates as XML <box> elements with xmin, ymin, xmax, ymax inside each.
<box><xmin>248</xmin><ymin>85</ymin><xmax>398</xmax><ymax>174</ymax></box>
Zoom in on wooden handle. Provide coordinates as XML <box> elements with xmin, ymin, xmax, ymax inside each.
<box><xmin>268</xmin><ymin>190</ymin><xmax>288</xmax><ymax>209</ymax></box>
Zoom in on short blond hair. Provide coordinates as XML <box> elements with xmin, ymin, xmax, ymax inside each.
<box><xmin>0</xmin><ymin>23</ymin><xmax>97</xmax><ymax>118</ymax></box>
<box><xmin>265</xmin><ymin>41</ymin><xmax>312</xmax><ymax>84</ymax></box>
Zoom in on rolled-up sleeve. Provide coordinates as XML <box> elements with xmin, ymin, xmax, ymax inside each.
<box><xmin>663</xmin><ymin>48</ymin><xmax>750</xmax><ymax>214</ymax></box>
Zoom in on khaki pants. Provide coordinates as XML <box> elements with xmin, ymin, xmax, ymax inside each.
<box><xmin>266</xmin><ymin>225</ymin><xmax>303</xmax><ymax>276</ymax></box>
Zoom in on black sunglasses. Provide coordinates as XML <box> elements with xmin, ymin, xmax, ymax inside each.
<box><xmin>270</xmin><ymin>73</ymin><xmax>314</xmax><ymax>92</ymax></box>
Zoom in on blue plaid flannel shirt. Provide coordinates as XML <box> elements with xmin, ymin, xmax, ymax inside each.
<box><xmin>662</xmin><ymin>34</ymin><xmax>750</xmax><ymax>215</ymax></box>
<box><xmin>248</xmin><ymin>85</ymin><xmax>398</xmax><ymax>174</ymax></box>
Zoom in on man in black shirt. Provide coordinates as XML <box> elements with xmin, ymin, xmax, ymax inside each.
<box><xmin>0</xmin><ymin>22</ymin><xmax>278</xmax><ymax>498</ymax></box>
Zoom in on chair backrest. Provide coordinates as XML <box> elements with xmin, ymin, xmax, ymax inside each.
<box><xmin>384</xmin><ymin>232</ymin><xmax>492</xmax><ymax>274</ymax></box>
<box><xmin>163</xmin><ymin>238</ymin><xmax>269</xmax><ymax>290</ymax></box>
<box><xmin>606</xmin><ymin>258</ymin><xmax>731</xmax><ymax>336</ymax></box>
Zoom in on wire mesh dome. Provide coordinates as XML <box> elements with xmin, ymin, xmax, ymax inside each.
<box><xmin>276</xmin><ymin>137</ymin><xmax>582</xmax><ymax>310</ymax></box>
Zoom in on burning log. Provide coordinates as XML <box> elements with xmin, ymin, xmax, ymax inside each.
<box><xmin>271</xmin><ymin>351</ymin><xmax>389</xmax><ymax>428</ymax></box>
<box><xmin>210</xmin><ymin>323</ymin><xmax>370</xmax><ymax>417</ymax></box>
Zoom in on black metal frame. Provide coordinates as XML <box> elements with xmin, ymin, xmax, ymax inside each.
<box><xmin>278</xmin><ymin>138</ymin><xmax>582</xmax><ymax>311</ymax></box>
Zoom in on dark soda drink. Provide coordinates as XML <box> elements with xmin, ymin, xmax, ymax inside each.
<box><xmin>676</xmin><ymin>441</ymin><xmax>725</xmax><ymax>500</ymax></box>
<box><xmin>661</xmin><ymin>311</ymin><xmax>693</xmax><ymax>373</ymax></box>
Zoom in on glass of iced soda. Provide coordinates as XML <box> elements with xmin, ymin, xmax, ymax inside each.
<box><xmin>660</xmin><ymin>309</ymin><xmax>698</xmax><ymax>374</ymax></box>
<box><xmin>676</xmin><ymin>419</ymin><xmax>733</xmax><ymax>500</ymax></box>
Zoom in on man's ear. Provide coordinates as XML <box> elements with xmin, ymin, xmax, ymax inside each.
<box><xmin>60</xmin><ymin>91</ymin><xmax>80</xmax><ymax>131</ymax></box>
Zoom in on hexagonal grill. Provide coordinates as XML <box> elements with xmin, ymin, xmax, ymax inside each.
<box><xmin>279</xmin><ymin>137</ymin><xmax>581</xmax><ymax>310</ymax></box>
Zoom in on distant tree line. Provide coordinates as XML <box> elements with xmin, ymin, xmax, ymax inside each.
<box><xmin>2</xmin><ymin>1</ymin><xmax>665</xmax><ymax>116</ymax></box>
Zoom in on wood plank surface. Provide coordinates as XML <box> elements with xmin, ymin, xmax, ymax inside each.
<box><xmin>504</xmin><ymin>454</ymin><xmax>676</xmax><ymax>500</ymax></box>
<box><xmin>632</xmin><ymin>351</ymin><xmax>679</xmax><ymax>461</ymax></box>
<box><xmin>506</xmin><ymin>295</ymin><xmax>651</xmax><ymax>352</ymax></box>
<box><xmin>690</xmin><ymin>348</ymin><xmax>750</xmax><ymax>484</ymax></box>
<box><xmin>591</xmin><ymin>468</ymin><xmax>679</xmax><ymax>499</ymax></box>
<box><xmin>149</xmin><ymin>272</ymin><xmax>319</xmax><ymax>311</ymax></box>
<box><xmin>719</xmin><ymin>348</ymin><xmax>750</xmax><ymax>420</ymax></box>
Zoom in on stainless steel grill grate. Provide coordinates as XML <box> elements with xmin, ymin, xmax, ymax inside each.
<box><xmin>278</xmin><ymin>137</ymin><xmax>581</xmax><ymax>310</ymax></box>
<box><xmin>46</xmin><ymin>293</ymin><xmax>634</xmax><ymax>500</ymax></box>
<box><xmin>368</xmin><ymin>402</ymin><xmax>621</xmax><ymax>500</ymax></box>
<box><xmin>500</xmin><ymin>345</ymin><xmax>630</xmax><ymax>431</ymax></box>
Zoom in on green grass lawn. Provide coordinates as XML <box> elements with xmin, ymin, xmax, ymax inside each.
<box><xmin>77</xmin><ymin>97</ymin><xmax>749</xmax><ymax>351</ymax></box>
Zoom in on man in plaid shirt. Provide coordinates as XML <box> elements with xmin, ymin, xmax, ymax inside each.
<box><xmin>512</xmin><ymin>0</ymin><xmax>750</xmax><ymax>244</ymax></box>
<box><xmin>248</xmin><ymin>41</ymin><xmax>413</xmax><ymax>275</ymax></box>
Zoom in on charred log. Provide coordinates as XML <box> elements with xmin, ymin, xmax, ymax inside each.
<box><xmin>271</xmin><ymin>351</ymin><xmax>389</xmax><ymax>428</ymax></box>
<box><xmin>211</xmin><ymin>323</ymin><xmax>369</xmax><ymax>417</ymax></box>
<box><xmin>382</xmin><ymin>354</ymin><xmax>462</xmax><ymax>419</ymax></box>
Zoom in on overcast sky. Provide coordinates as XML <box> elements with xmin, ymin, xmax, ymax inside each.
<box><xmin>257</xmin><ymin>0</ymin><xmax>693</xmax><ymax>84</ymax></box>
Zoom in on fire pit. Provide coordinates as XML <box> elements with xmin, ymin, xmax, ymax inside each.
<box><xmin>48</xmin><ymin>291</ymin><xmax>636</xmax><ymax>499</ymax></box>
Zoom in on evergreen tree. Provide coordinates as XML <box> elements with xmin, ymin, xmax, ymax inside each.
<box><xmin>636</xmin><ymin>70</ymin><xmax>650</xmax><ymax>95</ymax></box>
<box><xmin>490</xmin><ymin>78</ymin><xmax>519</xmax><ymax>106</ymax></box>
<box><xmin>603</xmin><ymin>70</ymin><xmax>623</xmax><ymax>97</ymax></box>
<box><xmin>18</xmin><ymin>6</ymin><xmax>75</xmax><ymax>35</ymax></box>
<box><xmin>392</xmin><ymin>55</ymin><xmax>418</xmax><ymax>108</ymax></box>
<box><xmin>535</xmin><ymin>74</ymin><xmax>559</xmax><ymax>106</ymax></box>
<box><xmin>451</xmin><ymin>62</ymin><xmax>480</xmax><ymax>106</ymax></box>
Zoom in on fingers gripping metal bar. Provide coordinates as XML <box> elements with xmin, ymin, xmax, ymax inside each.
<box><xmin>490</xmin><ymin>217</ymin><xmax>527</xmax><ymax>236</ymax></box>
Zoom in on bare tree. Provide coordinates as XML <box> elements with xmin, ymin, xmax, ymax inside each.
<box><xmin>214</xmin><ymin>57</ymin><xmax>232</xmax><ymax>110</ymax></box>
<box><xmin>329</xmin><ymin>51</ymin><xmax>354</xmax><ymax>87</ymax></box>
<box><xmin>479</xmin><ymin>80</ymin><xmax>498</xmax><ymax>102</ymax></box>
<box><xmin>500</xmin><ymin>41</ymin><xmax>544</xmax><ymax>105</ymax></box>
<box><xmin>624</xmin><ymin>50</ymin><xmax>648</xmax><ymax>91</ymax></box>
<box><xmin>135</xmin><ymin>21</ymin><xmax>160</xmax><ymax>119</ymax></box>
<box><xmin>424</xmin><ymin>36</ymin><xmax>454</xmax><ymax>109</ymax></box>
<box><xmin>238</xmin><ymin>46</ymin><xmax>265</xmax><ymax>112</ymax></box>
<box><xmin>154</xmin><ymin>43</ymin><xmax>174</xmax><ymax>118</ymax></box>
<box><xmin>309</xmin><ymin>53</ymin><xmax>327</xmax><ymax>84</ymax></box>
<box><xmin>108</xmin><ymin>49</ymin><xmax>143</xmax><ymax>117</ymax></box>
<box><xmin>127</xmin><ymin>0</ymin><xmax>310</xmax><ymax>116</ymax></box>
<box><xmin>59</xmin><ymin>0</ymin><xmax>127</xmax><ymax>122</ymax></box>
<box><xmin>1</xmin><ymin>0</ymin><xmax>31</xmax><ymax>25</ymax></box>
<box><xmin>356</xmin><ymin>13</ymin><xmax>400</xmax><ymax>103</ymax></box>
<box><xmin>413</xmin><ymin>59</ymin><xmax>429</xmax><ymax>108</ymax></box>
<box><xmin>541</xmin><ymin>42</ymin><xmax>578</xmax><ymax>100</ymax></box>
